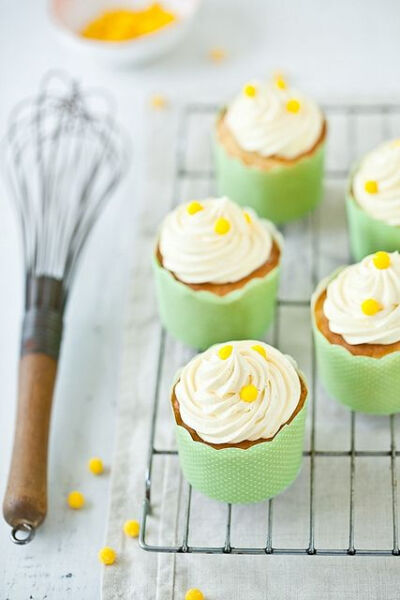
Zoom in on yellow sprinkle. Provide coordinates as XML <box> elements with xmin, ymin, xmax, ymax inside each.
<box><xmin>373</xmin><ymin>251</ymin><xmax>391</xmax><ymax>270</ymax></box>
<box><xmin>123</xmin><ymin>519</ymin><xmax>140</xmax><ymax>538</ymax></box>
<box><xmin>243</xmin><ymin>211</ymin><xmax>252</xmax><ymax>224</ymax></box>
<box><xmin>67</xmin><ymin>491</ymin><xmax>85</xmax><ymax>510</ymax></box>
<box><xmin>98</xmin><ymin>547</ymin><xmax>116</xmax><ymax>566</ymax></box>
<box><xmin>364</xmin><ymin>180</ymin><xmax>378</xmax><ymax>194</ymax></box>
<box><xmin>214</xmin><ymin>217</ymin><xmax>231</xmax><ymax>235</ymax></box>
<box><xmin>208</xmin><ymin>47</ymin><xmax>227</xmax><ymax>63</ymax></box>
<box><xmin>286</xmin><ymin>99</ymin><xmax>301</xmax><ymax>113</ymax></box>
<box><xmin>240</xmin><ymin>384</ymin><xmax>258</xmax><ymax>403</ymax></box>
<box><xmin>218</xmin><ymin>344</ymin><xmax>233</xmax><ymax>360</ymax></box>
<box><xmin>252</xmin><ymin>344</ymin><xmax>267</xmax><ymax>359</ymax></box>
<box><xmin>243</xmin><ymin>83</ymin><xmax>257</xmax><ymax>98</ymax></box>
<box><xmin>275</xmin><ymin>76</ymin><xmax>287</xmax><ymax>90</ymax></box>
<box><xmin>361</xmin><ymin>298</ymin><xmax>382</xmax><ymax>316</ymax></box>
<box><xmin>187</xmin><ymin>201</ymin><xmax>204</xmax><ymax>215</ymax></box>
<box><xmin>185</xmin><ymin>590</ymin><xmax>204</xmax><ymax>600</ymax></box>
<box><xmin>88</xmin><ymin>457</ymin><xmax>104</xmax><ymax>475</ymax></box>
<box><xmin>150</xmin><ymin>94</ymin><xmax>167</xmax><ymax>110</ymax></box>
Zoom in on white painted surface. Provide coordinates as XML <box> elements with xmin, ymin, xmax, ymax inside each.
<box><xmin>0</xmin><ymin>0</ymin><xmax>400</xmax><ymax>598</ymax></box>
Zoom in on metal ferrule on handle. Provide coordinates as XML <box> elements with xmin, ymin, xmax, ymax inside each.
<box><xmin>3</xmin><ymin>276</ymin><xmax>64</xmax><ymax>544</ymax></box>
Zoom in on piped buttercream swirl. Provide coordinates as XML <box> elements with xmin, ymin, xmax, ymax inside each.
<box><xmin>224</xmin><ymin>80</ymin><xmax>324</xmax><ymax>159</ymax></box>
<box><xmin>353</xmin><ymin>140</ymin><xmax>400</xmax><ymax>226</ymax></box>
<box><xmin>323</xmin><ymin>251</ymin><xmax>400</xmax><ymax>345</ymax></box>
<box><xmin>159</xmin><ymin>197</ymin><xmax>273</xmax><ymax>284</ymax></box>
<box><xmin>175</xmin><ymin>341</ymin><xmax>301</xmax><ymax>445</ymax></box>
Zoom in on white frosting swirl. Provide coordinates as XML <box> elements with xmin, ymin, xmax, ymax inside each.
<box><xmin>324</xmin><ymin>252</ymin><xmax>400</xmax><ymax>345</ymax></box>
<box><xmin>175</xmin><ymin>341</ymin><xmax>301</xmax><ymax>445</ymax></box>
<box><xmin>159</xmin><ymin>197</ymin><xmax>273</xmax><ymax>284</ymax></box>
<box><xmin>353</xmin><ymin>140</ymin><xmax>400</xmax><ymax>226</ymax></box>
<box><xmin>225</xmin><ymin>80</ymin><xmax>324</xmax><ymax>159</ymax></box>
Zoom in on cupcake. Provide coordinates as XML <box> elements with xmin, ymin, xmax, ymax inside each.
<box><xmin>153</xmin><ymin>196</ymin><xmax>282</xmax><ymax>349</ymax></box>
<box><xmin>347</xmin><ymin>139</ymin><xmax>400</xmax><ymax>260</ymax></box>
<box><xmin>312</xmin><ymin>251</ymin><xmax>400</xmax><ymax>414</ymax></box>
<box><xmin>213</xmin><ymin>75</ymin><xmax>326</xmax><ymax>224</ymax></box>
<box><xmin>171</xmin><ymin>340</ymin><xmax>308</xmax><ymax>503</ymax></box>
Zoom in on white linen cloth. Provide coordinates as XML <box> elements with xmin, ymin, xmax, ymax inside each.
<box><xmin>102</xmin><ymin>105</ymin><xmax>400</xmax><ymax>600</ymax></box>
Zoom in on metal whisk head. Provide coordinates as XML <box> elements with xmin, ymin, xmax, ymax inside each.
<box><xmin>4</xmin><ymin>71</ymin><xmax>128</xmax><ymax>295</ymax></box>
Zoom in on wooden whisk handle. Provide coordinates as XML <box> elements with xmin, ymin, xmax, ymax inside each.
<box><xmin>3</xmin><ymin>300</ymin><xmax>63</xmax><ymax>544</ymax></box>
<box><xmin>3</xmin><ymin>354</ymin><xmax>58</xmax><ymax>540</ymax></box>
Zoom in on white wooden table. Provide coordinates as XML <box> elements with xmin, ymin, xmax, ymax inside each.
<box><xmin>1</xmin><ymin>1</ymin><xmax>399</xmax><ymax>597</ymax></box>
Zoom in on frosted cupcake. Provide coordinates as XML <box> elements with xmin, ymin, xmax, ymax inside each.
<box><xmin>347</xmin><ymin>140</ymin><xmax>400</xmax><ymax>260</ymax></box>
<box><xmin>312</xmin><ymin>251</ymin><xmax>400</xmax><ymax>414</ymax></box>
<box><xmin>172</xmin><ymin>340</ymin><xmax>307</xmax><ymax>503</ymax></box>
<box><xmin>214</xmin><ymin>75</ymin><xmax>326</xmax><ymax>224</ymax></box>
<box><xmin>153</xmin><ymin>197</ymin><xmax>282</xmax><ymax>349</ymax></box>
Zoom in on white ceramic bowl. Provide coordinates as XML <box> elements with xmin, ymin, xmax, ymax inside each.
<box><xmin>49</xmin><ymin>0</ymin><xmax>202</xmax><ymax>66</ymax></box>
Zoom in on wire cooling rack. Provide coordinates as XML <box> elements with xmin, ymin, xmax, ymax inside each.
<box><xmin>140</xmin><ymin>102</ymin><xmax>400</xmax><ymax>556</ymax></box>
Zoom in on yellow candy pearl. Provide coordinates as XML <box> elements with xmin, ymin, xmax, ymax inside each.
<box><xmin>275</xmin><ymin>76</ymin><xmax>287</xmax><ymax>90</ymax></box>
<box><xmin>240</xmin><ymin>384</ymin><xmax>258</xmax><ymax>403</ymax></box>
<box><xmin>185</xmin><ymin>589</ymin><xmax>204</xmax><ymax>600</ymax></box>
<box><xmin>218</xmin><ymin>344</ymin><xmax>233</xmax><ymax>360</ymax></box>
<box><xmin>364</xmin><ymin>180</ymin><xmax>378</xmax><ymax>194</ymax></box>
<box><xmin>252</xmin><ymin>344</ymin><xmax>267</xmax><ymax>359</ymax></box>
<box><xmin>243</xmin><ymin>211</ymin><xmax>252</xmax><ymax>224</ymax></box>
<box><xmin>214</xmin><ymin>217</ymin><xmax>231</xmax><ymax>235</ymax></box>
<box><xmin>373</xmin><ymin>251</ymin><xmax>391</xmax><ymax>270</ymax></box>
<box><xmin>243</xmin><ymin>83</ymin><xmax>257</xmax><ymax>98</ymax></box>
<box><xmin>68</xmin><ymin>490</ymin><xmax>85</xmax><ymax>510</ymax></box>
<box><xmin>286</xmin><ymin>99</ymin><xmax>300</xmax><ymax>113</ymax></box>
<box><xmin>123</xmin><ymin>519</ymin><xmax>140</xmax><ymax>538</ymax></box>
<box><xmin>187</xmin><ymin>201</ymin><xmax>203</xmax><ymax>215</ymax></box>
<box><xmin>361</xmin><ymin>298</ymin><xmax>382</xmax><ymax>316</ymax></box>
<box><xmin>98</xmin><ymin>546</ymin><xmax>116</xmax><ymax>565</ymax></box>
<box><xmin>88</xmin><ymin>457</ymin><xmax>104</xmax><ymax>475</ymax></box>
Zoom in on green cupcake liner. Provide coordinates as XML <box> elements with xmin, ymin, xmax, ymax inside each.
<box><xmin>346</xmin><ymin>191</ymin><xmax>400</xmax><ymax>261</ymax></box>
<box><xmin>152</xmin><ymin>230</ymin><xmax>281</xmax><ymax>350</ymax></box>
<box><xmin>173</xmin><ymin>377</ymin><xmax>308</xmax><ymax>504</ymax></box>
<box><xmin>312</xmin><ymin>276</ymin><xmax>400</xmax><ymax>415</ymax></box>
<box><xmin>213</xmin><ymin>122</ymin><xmax>325</xmax><ymax>225</ymax></box>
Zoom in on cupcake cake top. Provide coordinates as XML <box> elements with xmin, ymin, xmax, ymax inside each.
<box><xmin>159</xmin><ymin>196</ymin><xmax>274</xmax><ymax>284</ymax></box>
<box><xmin>324</xmin><ymin>251</ymin><xmax>400</xmax><ymax>345</ymax></box>
<box><xmin>352</xmin><ymin>140</ymin><xmax>400</xmax><ymax>226</ymax></box>
<box><xmin>224</xmin><ymin>76</ymin><xmax>324</xmax><ymax>160</ymax></box>
<box><xmin>175</xmin><ymin>340</ymin><xmax>301</xmax><ymax>444</ymax></box>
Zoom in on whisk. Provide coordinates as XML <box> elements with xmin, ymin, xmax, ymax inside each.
<box><xmin>2</xmin><ymin>72</ymin><xmax>128</xmax><ymax>544</ymax></box>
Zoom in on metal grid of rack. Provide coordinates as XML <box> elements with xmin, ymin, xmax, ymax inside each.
<box><xmin>140</xmin><ymin>102</ymin><xmax>400</xmax><ymax>556</ymax></box>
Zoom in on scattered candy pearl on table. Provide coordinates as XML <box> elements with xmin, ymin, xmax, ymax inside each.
<box><xmin>67</xmin><ymin>490</ymin><xmax>85</xmax><ymax>509</ymax></box>
<box><xmin>150</xmin><ymin>94</ymin><xmax>168</xmax><ymax>110</ymax></box>
<box><xmin>252</xmin><ymin>344</ymin><xmax>267</xmax><ymax>359</ymax></box>
<box><xmin>373</xmin><ymin>251</ymin><xmax>391</xmax><ymax>270</ymax></box>
<box><xmin>187</xmin><ymin>201</ymin><xmax>203</xmax><ymax>215</ymax></box>
<box><xmin>361</xmin><ymin>298</ymin><xmax>382</xmax><ymax>316</ymax></box>
<box><xmin>208</xmin><ymin>47</ymin><xmax>227</xmax><ymax>62</ymax></box>
<box><xmin>286</xmin><ymin>99</ymin><xmax>301</xmax><ymax>113</ymax></box>
<box><xmin>185</xmin><ymin>589</ymin><xmax>204</xmax><ymax>600</ymax></box>
<box><xmin>218</xmin><ymin>344</ymin><xmax>233</xmax><ymax>360</ymax></box>
<box><xmin>364</xmin><ymin>179</ymin><xmax>378</xmax><ymax>194</ymax></box>
<box><xmin>240</xmin><ymin>384</ymin><xmax>258</xmax><ymax>403</ymax></box>
<box><xmin>98</xmin><ymin>547</ymin><xmax>116</xmax><ymax>565</ymax></box>
<box><xmin>243</xmin><ymin>83</ymin><xmax>257</xmax><ymax>98</ymax></box>
<box><xmin>214</xmin><ymin>217</ymin><xmax>230</xmax><ymax>235</ymax></box>
<box><xmin>123</xmin><ymin>520</ymin><xmax>140</xmax><ymax>538</ymax></box>
<box><xmin>88</xmin><ymin>457</ymin><xmax>104</xmax><ymax>475</ymax></box>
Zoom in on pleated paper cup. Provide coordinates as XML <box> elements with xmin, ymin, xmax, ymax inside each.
<box><xmin>213</xmin><ymin>115</ymin><xmax>325</xmax><ymax>225</ymax></box>
<box><xmin>172</xmin><ymin>375</ymin><xmax>308</xmax><ymax>504</ymax></box>
<box><xmin>152</xmin><ymin>225</ymin><xmax>282</xmax><ymax>351</ymax></box>
<box><xmin>346</xmin><ymin>189</ymin><xmax>400</xmax><ymax>261</ymax></box>
<box><xmin>312</xmin><ymin>276</ymin><xmax>400</xmax><ymax>415</ymax></box>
